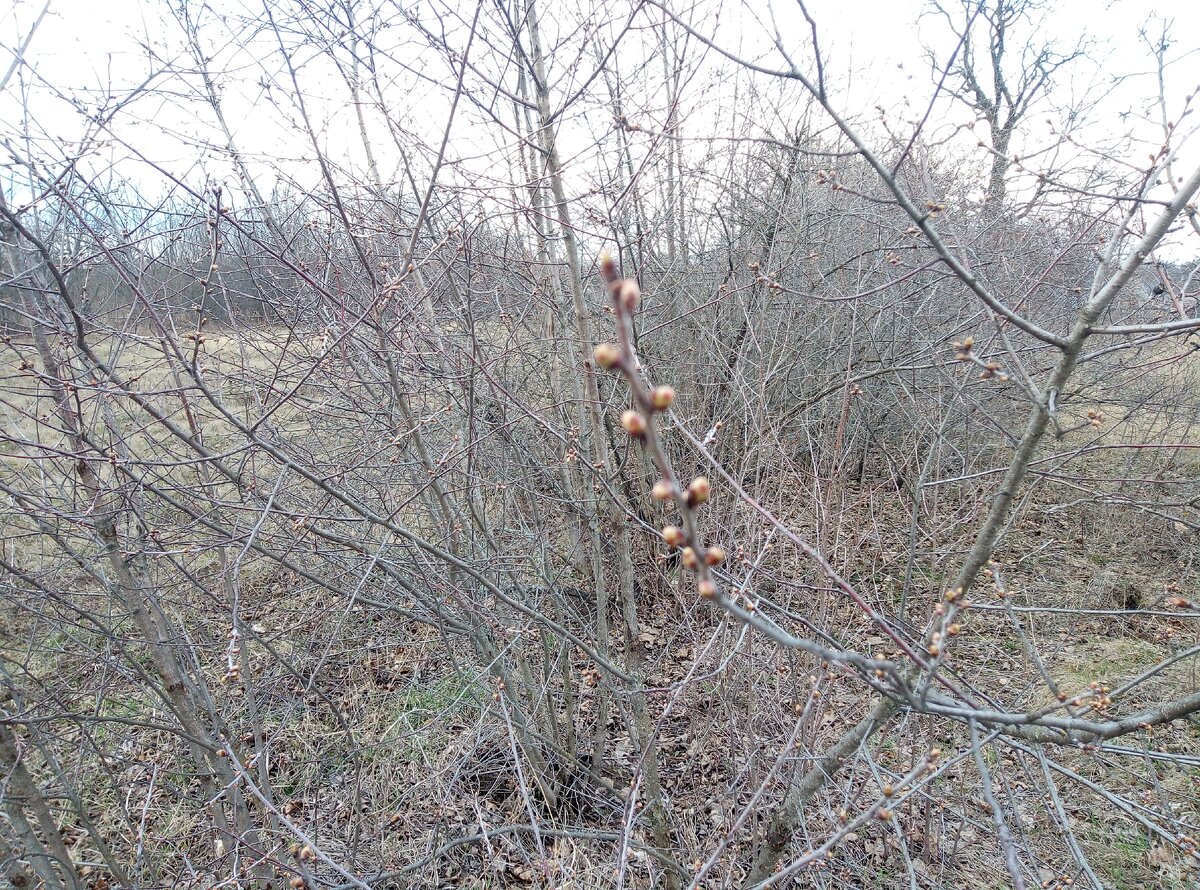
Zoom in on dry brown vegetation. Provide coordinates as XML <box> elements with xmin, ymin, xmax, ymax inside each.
<box><xmin>2</xmin><ymin>1</ymin><xmax>1200</xmax><ymax>888</ymax></box>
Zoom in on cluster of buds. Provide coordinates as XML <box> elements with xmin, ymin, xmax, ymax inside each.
<box><xmin>596</xmin><ymin>250</ymin><xmax>724</xmax><ymax>603</ymax></box>
<box><xmin>979</xmin><ymin>360</ymin><xmax>1005</xmax><ymax>381</ymax></box>
<box><xmin>657</xmin><ymin>473</ymin><xmax>723</xmax><ymax>586</ymax></box>
<box><xmin>677</xmin><ymin>542</ymin><xmax>726</xmax><ymax>569</ymax></box>
<box><xmin>1087</xmin><ymin>681</ymin><xmax>1114</xmax><ymax>713</ymax></box>
<box><xmin>925</xmin><ymin>585</ymin><xmax>974</xmax><ymax>663</ymax></box>
<box><xmin>1086</xmin><ymin>408</ymin><xmax>1104</xmax><ymax>427</ymax></box>
<box><xmin>651</xmin><ymin>475</ymin><xmax>715</xmax><ymax>510</ymax></box>
<box><xmin>754</xmin><ymin>272</ymin><xmax>784</xmax><ymax>290</ymax></box>
<box><xmin>953</xmin><ymin>336</ymin><xmax>974</xmax><ymax>361</ymax></box>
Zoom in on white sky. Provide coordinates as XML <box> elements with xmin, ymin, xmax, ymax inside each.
<box><xmin>2</xmin><ymin>0</ymin><xmax>1199</xmax><ymax>258</ymax></box>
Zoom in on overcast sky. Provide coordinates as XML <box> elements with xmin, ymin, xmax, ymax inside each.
<box><xmin>3</xmin><ymin>0</ymin><xmax>1198</xmax><ymax>259</ymax></box>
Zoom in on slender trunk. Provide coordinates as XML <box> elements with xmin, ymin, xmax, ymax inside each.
<box><xmin>524</xmin><ymin>0</ymin><xmax>615</xmax><ymax>762</ymax></box>
<box><xmin>986</xmin><ymin>126</ymin><xmax>1012</xmax><ymax>207</ymax></box>
<box><xmin>525</xmin><ymin>2</ymin><xmax>676</xmax><ymax>874</ymax></box>
<box><xmin>0</xmin><ymin>717</ymin><xmax>80</xmax><ymax>890</ymax></box>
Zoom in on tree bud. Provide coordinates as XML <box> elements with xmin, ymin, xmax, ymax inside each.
<box><xmin>593</xmin><ymin>343</ymin><xmax>620</xmax><ymax>369</ymax></box>
<box><xmin>621</xmin><ymin>410</ymin><xmax>647</xmax><ymax>437</ymax></box>
<box><xmin>661</xmin><ymin>525</ymin><xmax>685</xmax><ymax>548</ymax></box>
<box><xmin>650</xmin><ymin>385</ymin><xmax>676</xmax><ymax>411</ymax></box>
<box><xmin>619</xmin><ymin>280</ymin><xmax>640</xmax><ymax>311</ymax></box>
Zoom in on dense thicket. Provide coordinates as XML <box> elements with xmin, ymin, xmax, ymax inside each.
<box><xmin>1</xmin><ymin>2</ymin><xmax>1198</xmax><ymax>888</ymax></box>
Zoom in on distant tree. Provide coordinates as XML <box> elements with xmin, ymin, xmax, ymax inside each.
<box><xmin>927</xmin><ymin>0</ymin><xmax>1086</xmax><ymax>205</ymax></box>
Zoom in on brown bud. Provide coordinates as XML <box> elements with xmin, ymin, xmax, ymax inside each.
<box><xmin>618</xmin><ymin>280</ymin><xmax>641</xmax><ymax>311</ymax></box>
<box><xmin>599</xmin><ymin>251</ymin><xmax>616</xmax><ymax>277</ymax></box>
<box><xmin>661</xmin><ymin>525</ymin><xmax>686</xmax><ymax>548</ymax></box>
<box><xmin>681</xmin><ymin>547</ymin><xmax>699</xmax><ymax>569</ymax></box>
<box><xmin>877</xmin><ymin>808</ymin><xmax>892</xmax><ymax>821</ymax></box>
<box><xmin>593</xmin><ymin>343</ymin><xmax>620</xmax><ymax>369</ymax></box>
<box><xmin>621</xmin><ymin>410</ymin><xmax>647</xmax><ymax>437</ymax></box>
<box><xmin>651</xmin><ymin>479</ymin><xmax>674</xmax><ymax>501</ymax></box>
<box><xmin>688</xmin><ymin>476</ymin><xmax>711</xmax><ymax>505</ymax></box>
<box><xmin>649</xmin><ymin>385</ymin><xmax>676</xmax><ymax>411</ymax></box>
<box><xmin>705</xmin><ymin>546</ymin><xmax>726</xmax><ymax>566</ymax></box>
<box><xmin>697</xmin><ymin>580</ymin><xmax>717</xmax><ymax>599</ymax></box>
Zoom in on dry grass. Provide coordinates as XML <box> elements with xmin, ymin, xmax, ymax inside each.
<box><xmin>2</xmin><ymin>330</ymin><xmax>1198</xmax><ymax>889</ymax></box>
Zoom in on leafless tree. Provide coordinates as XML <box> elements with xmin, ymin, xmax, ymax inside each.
<box><xmin>1</xmin><ymin>1</ymin><xmax>1198</xmax><ymax>888</ymax></box>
